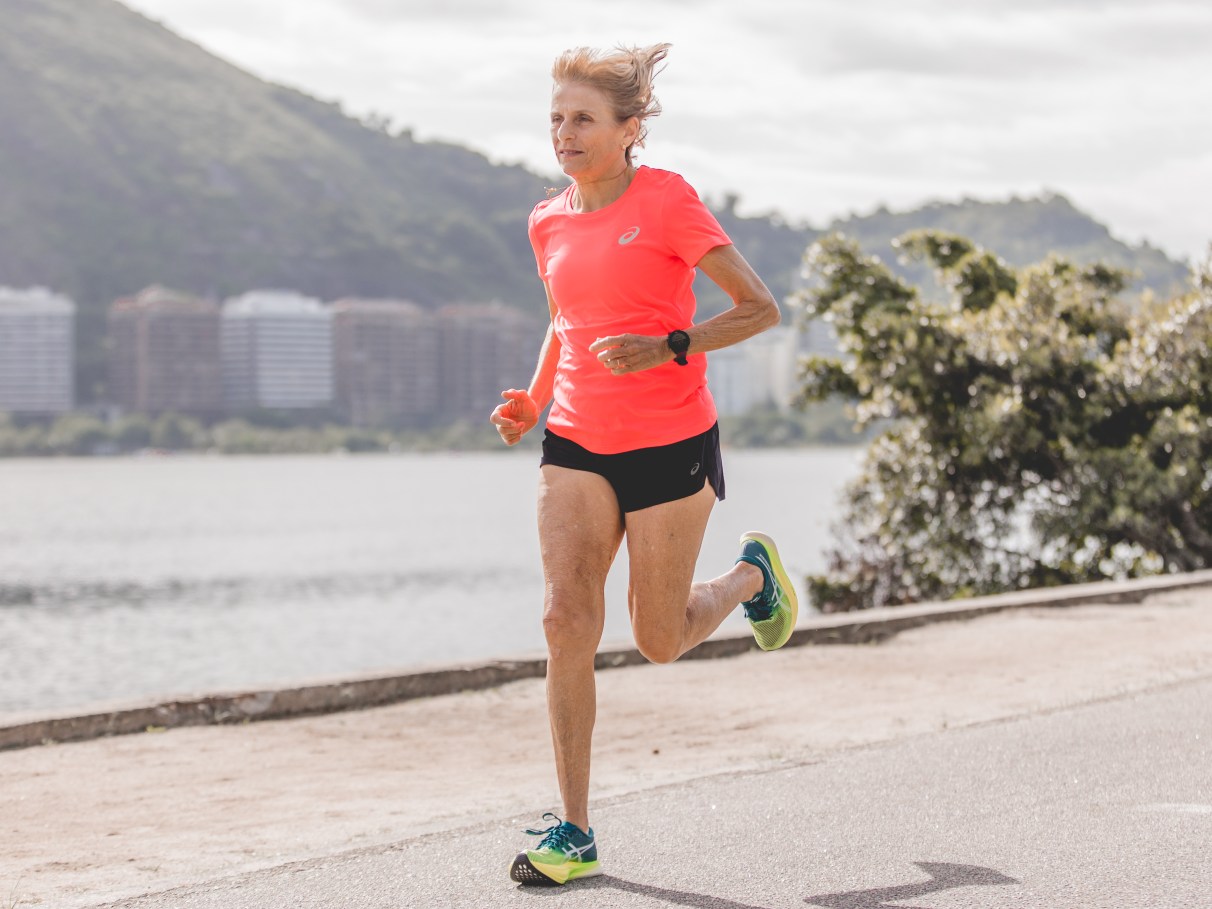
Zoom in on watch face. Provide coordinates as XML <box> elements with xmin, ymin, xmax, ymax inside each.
<box><xmin>668</xmin><ymin>330</ymin><xmax>690</xmax><ymax>354</ymax></box>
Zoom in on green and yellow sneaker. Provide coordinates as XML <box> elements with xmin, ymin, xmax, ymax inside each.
<box><xmin>509</xmin><ymin>814</ymin><xmax>601</xmax><ymax>886</ymax></box>
<box><xmin>736</xmin><ymin>531</ymin><xmax>799</xmax><ymax>651</ymax></box>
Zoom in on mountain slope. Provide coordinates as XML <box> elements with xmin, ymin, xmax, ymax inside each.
<box><xmin>0</xmin><ymin>1</ymin><xmax>549</xmax><ymax>312</ymax></box>
<box><xmin>827</xmin><ymin>193</ymin><xmax>1190</xmax><ymax>297</ymax></box>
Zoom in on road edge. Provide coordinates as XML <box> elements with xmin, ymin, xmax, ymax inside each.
<box><xmin>5</xmin><ymin>570</ymin><xmax>1211</xmax><ymax>752</ymax></box>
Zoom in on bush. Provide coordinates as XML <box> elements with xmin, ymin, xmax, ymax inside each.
<box><xmin>150</xmin><ymin>413</ymin><xmax>207</xmax><ymax>451</ymax></box>
<box><xmin>795</xmin><ymin>232</ymin><xmax>1211</xmax><ymax>611</ymax></box>
<box><xmin>45</xmin><ymin>413</ymin><xmax>108</xmax><ymax>455</ymax></box>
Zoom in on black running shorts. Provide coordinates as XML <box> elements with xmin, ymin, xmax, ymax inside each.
<box><xmin>540</xmin><ymin>423</ymin><xmax>725</xmax><ymax>514</ymax></box>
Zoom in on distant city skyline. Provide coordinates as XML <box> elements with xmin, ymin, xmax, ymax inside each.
<box><xmin>119</xmin><ymin>0</ymin><xmax>1212</xmax><ymax>263</ymax></box>
<box><xmin>0</xmin><ymin>285</ymin><xmax>793</xmax><ymax>422</ymax></box>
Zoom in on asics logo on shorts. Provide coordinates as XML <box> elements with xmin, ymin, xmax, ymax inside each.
<box><xmin>690</xmin><ymin>462</ymin><xmax>701</xmax><ymax>475</ymax></box>
<box><xmin>618</xmin><ymin>226</ymin><xmax>641</xmax><ymax>245</ymax></box>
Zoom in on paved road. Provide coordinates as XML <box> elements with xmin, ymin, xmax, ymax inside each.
<box><xmin>95</xmin><ymin>676</ymin><xmax>1212</xmax><ymax>909</ymax></box>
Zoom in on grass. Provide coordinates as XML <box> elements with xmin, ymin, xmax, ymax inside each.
<box><xmin>5</xmin><ymin>877</ymin><xmax>24</xmax><ymax>909</ymax></box>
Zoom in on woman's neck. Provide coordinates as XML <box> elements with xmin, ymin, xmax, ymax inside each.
<box><xmin>571</xmin><ymin>165</ymin><xmax>636</xmax><ymax>212</ymax></box>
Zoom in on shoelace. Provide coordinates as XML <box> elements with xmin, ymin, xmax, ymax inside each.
<box><xmin>525</xmin><ymin>812</ymin><xmax>573</xmax><ymax>850</ymax></box>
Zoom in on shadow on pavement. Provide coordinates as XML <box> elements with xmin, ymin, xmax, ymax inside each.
<box><xmin>803</xmin><ymin>861</ymin><xmax>1019</xmax><ymax>908</ymax></box>
<box><xmin>520</xmin><ymin>874</ymin><xmax>773</xmax><ymax>908</ymax></box>
<box><xmin>513</xmin><ymin>861</ymin><xmax>1017</xmax><ymax>908</ymax></box>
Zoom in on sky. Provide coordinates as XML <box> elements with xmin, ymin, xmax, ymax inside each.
<box><xmin>120</xmin><ymin>0</ymin><xmax>1212</xmax><ymax>263</ymax></box>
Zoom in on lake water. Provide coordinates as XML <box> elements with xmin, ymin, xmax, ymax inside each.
<box><xmin>0</xmin><ymin>448</ymin><xmax>861</xmax><ymax>719</ymax></box>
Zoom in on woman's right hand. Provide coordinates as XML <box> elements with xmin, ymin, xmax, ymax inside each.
<box><xmin>490</xmin><ymin>389</ymin><xmax>539</xmax><ymax>446</ymax></box>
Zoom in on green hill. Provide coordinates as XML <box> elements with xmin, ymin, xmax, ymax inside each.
<box><xmin>0</xmin><ymin>0</ymin><xmax>551</xmax><ymax>398</ymax></box>
<box><xmin>826</xmin><ymin>193</ymin><xmax>1190</xmax><ymax>300</ymax></box>
<box><xmin>0</xmin><ymin>0</ymin><xmax>1193</xmax><ymax>403</ymax></box>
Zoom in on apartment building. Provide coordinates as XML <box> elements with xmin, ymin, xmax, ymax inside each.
<box><xmin>332</xmin><ymin>298</ymin><xmax>439</xmax><ymax>428</ymax></box>
<box><xmin>0</xmin><ymin>286</ymin><xmax>75</xmax><ymax>414</ymax></box>
<box><xmin>707</xmin><ymin>325</ymin><xmax>801</xmax><ymax>416</ymax></box>
<box><xmin>437</xmin><ymin>302</ymin><xmax>541</xmax><ymax>422</ymax></box>
<box><xmin>221</xmin><ymin>291</ymin><xmax>333</xmax><ymax>412</ymax></box>
<box><xmin>108</xmin><ymin>286</ymin><xmax>221</xmax><ymax>416</ymax></box>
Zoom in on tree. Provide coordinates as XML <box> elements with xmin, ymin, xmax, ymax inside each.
<box><xmin>45</xmin><ymin>412</ymin><xmax>109</xmax><ymax>456</ymax></box>
<box><xmin>150</xmin><ymin>413</ymin><xmax>207</xmax><ymax>452</ymax></box>
<box><xmin>111</xmin><ymin>413</ymin><xmax>153</xmax><ymax>451</ymax></box>
<box><xmin>794</xmin><ymin>232</ymin><xmax>1211</xmax><ymax>612</ymax></box>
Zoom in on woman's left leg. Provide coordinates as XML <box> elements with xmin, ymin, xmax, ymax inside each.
<box><xmin>623</xmin><ymin>482</ymin><xmax>765</xmax><ymax>664</ymax></box>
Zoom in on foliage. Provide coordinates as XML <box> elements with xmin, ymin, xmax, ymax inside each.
<box><xmin>43</xmin><ymin>412</ymin><xmax>108</xmax><ymax>456</ymax></box>
<box><xmin>150</xmin><ymin>413</ymin><xmax>207</xmax><ymax>451</ymax></box>
<box><xmin>794</xmin><ymin>231</ymin><xmax>1211</xmax><ymax>612</ymax></box>
<box><xmin>0</xmin><ymin>412</ymin><xmax>541</xmax><ymax>457</ymax></box>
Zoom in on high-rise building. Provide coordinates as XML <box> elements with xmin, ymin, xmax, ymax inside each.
<box><xmin>707</xmin><ymin>325</ymin><xmax>800</xmax><ymax>416</ymax></box>
<box><xmin>221</xmin><ymin>291</ymin><xmax>333</xmax><ymax>412</ymax></box>
<box><xmin>0</xmin><ymin>286</ymin><xmax>75</xmax><ymax>415</ymax></box>
<box><xmin>438</xmin><ymin>302</ymin><xmax>541</xmax><ymax>422</ymax></box>
<box><xmin>108</xmin><ymin>286</ymin><xmax>221</xmax><ymax>417</ymax></box>
<box><xmin>332</xmin><ymin>299</ymin><xmax>439</xmax><ymax>428</ymax></box>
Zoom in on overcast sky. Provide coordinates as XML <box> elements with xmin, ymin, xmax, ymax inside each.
<box><xmin>121</xmin><ymin>0</ymin><xmax>1211</xmax><ymax>262</ymax></box>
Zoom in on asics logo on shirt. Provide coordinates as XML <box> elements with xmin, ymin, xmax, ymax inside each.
<box><xmin>617</xmin><ymin>226</ymin><xmax>641</xmax><ymax>245</ymax></box>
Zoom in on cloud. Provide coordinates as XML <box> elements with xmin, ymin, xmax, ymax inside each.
<box><xmin>118</xmin><ymin>0</ymin><xmax>1212</xmax><ymax>259</ymax></box>
<box><xmin>741</xmin><ymin>2</ymin><xmax>1212</xmax><ymax>83</ymax></box>
<box><xmin>334</xmin><ymin>0</ymin><xmax>534</xmax><ymax>22</ymax></box>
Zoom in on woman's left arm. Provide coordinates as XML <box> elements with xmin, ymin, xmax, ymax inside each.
<box><xmin>589</xmin><ymin>244</ymin><xmax>780</xmax><ymax>374</ymax></box>
<box><xmin>686</xmin><ymin>244</ymin><xmax>781</xmax><ymax>353</ymax></box>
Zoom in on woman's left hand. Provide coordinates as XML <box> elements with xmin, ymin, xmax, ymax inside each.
<box><xmin>588</xmin><ymin>333</ymin><xmax>671</xmax><ymax>375</ymax></box>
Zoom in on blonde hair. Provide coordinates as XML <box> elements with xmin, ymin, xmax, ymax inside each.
<box><xmin>551</xmin><ymin>43</ymin><xmax>671</xmax><ymax>165</ymax></box>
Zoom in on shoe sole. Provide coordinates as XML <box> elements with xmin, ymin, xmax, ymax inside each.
<box><xmin>509</xmin><ymin>852</ymin><xmax>602</xmax><ymax>886</ymax></box>
<box><xmin>739</xmin><ymin>530</ymin><xmax>799</xmax><ymax>650</ymax></box>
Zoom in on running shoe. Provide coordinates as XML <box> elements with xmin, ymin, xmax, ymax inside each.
<box><xmin>509</xmin><ymin>813</ymin><xmax>601</xmax><ymax>886</ymax></box>
<box><xmin>736</xmin><ymin>531</ymin><xmax>799</xmax><ymax>651</ymax></box>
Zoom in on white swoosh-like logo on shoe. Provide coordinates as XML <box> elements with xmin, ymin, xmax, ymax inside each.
<box><xmin>565</xmin><ymin>840</ymin><xmax>595</xmax><ymax>859</ymax></box>
<box><xmin>759</xmin><ymin>556</ymin><xmax>786</xmax><ymax>612</ymax></box>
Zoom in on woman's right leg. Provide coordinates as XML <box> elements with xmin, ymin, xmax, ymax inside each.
<box><xmin>536</xmin><ymin>464</ymin><xmax>625</xmax><ymax>833</ymax></box>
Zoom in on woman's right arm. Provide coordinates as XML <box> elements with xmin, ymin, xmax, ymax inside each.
<box><xmin>490</xmin><ymin>281</ymin><xmax>560</xmax><ymax>446</ymax></box>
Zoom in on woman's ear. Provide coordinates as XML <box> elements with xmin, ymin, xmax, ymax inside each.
<box><xmin>623</xmin><ymin>117</ymin><xmax>641</xmax><ymax>149</ymax></box>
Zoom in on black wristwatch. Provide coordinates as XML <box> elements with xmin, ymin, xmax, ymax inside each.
<box><xmin>666</xmin><ymin>330</ymin><xmax>691</xmax><ymax>366</ymax></box>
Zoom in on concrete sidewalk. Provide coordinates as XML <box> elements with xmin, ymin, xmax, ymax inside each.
<box><xmin>2</xmin><ymin>580</ymin><xmax>1212</xmax><ymax>908</ymax></box>
<box><xmin>99</xmin><ymin>676</ymin><xmax>1212</xmax><ymax>908</ymax></box>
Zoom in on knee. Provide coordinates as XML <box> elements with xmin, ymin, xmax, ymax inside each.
<box><xmin>542</xmin><ymin>593</ymin><xmax>602</xmax><ymax>659</ymax></box>
<box><xmin>631</xmin><ymin>622</ymin><xmax>683</xmax><ymax>665</ymax></box>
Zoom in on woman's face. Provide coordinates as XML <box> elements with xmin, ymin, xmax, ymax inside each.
<box><xmin>550</xmin><ymin>82</ymin><xmax>637</xmax><ymax>181</ymax></box>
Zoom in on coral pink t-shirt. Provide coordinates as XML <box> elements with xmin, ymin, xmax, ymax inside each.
<box><xmin>528</xmin><ymin>166</ymin><xmax>731</xmax><ymax>454</ymax></box>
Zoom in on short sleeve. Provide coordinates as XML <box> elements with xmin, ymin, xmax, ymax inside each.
<box><xmin>661</xmin><ymin>175</ymin><xmax>732</xmax><ymax>267</ymax></box>
<box><xmin>527</xmin><ymin>206</ymin><xmax>546</xmax><ymax>278</ymax></box>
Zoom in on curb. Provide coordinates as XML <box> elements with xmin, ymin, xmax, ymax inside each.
<box><xmin>3</xmin><ymin>570</ymin><xmax>1211</xmax><ymax>753</ymax></box>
